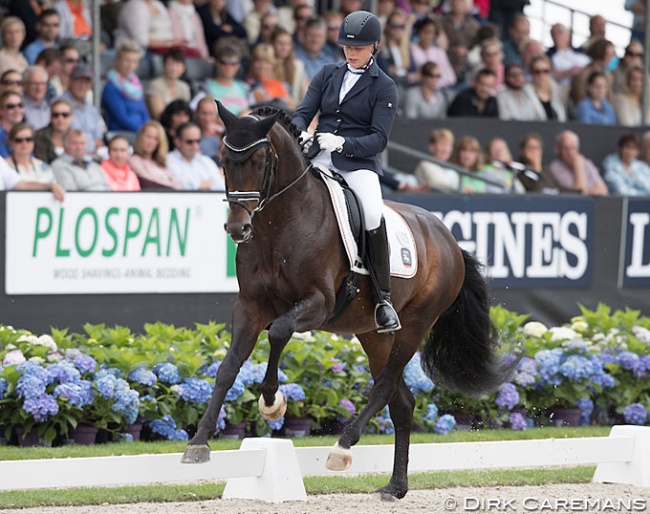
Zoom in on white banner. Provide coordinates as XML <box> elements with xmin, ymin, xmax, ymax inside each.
<box><xmin>5</xmin><ymin>192</ymin><xmax>240</xmax><ymax>295</ymax></box>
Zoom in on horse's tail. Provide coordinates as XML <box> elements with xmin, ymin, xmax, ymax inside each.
<box><xmin>421</xmin><ymin>249</ymin><xmax>517</xmax><ymax>398</ymax></box>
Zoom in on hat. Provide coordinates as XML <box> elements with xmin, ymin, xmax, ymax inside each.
<box><xmin>71</xmin><ymin>62</ymin><xmax>93</xmax><ymax>79</ymax></box>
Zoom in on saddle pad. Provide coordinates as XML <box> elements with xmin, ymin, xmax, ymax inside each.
<box><xmin>319</xmin><ymin>169</ymin><xmax>418</xmax><ymax>279</ymax></box>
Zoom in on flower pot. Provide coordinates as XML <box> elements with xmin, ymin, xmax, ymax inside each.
<box><xmin>283</xmin><ymin>417</ymin><xmax>312</xmax><ymax>438</ymax></box>
<box><xmin>124</xmin><ymin>422</ymin><xmax>143</xmax><ymax>441</ymax></box>
<box><xmin>548</xmin><ymin>407</ymin><xmax>581</xmax><ymax>427</ymax></box>
<box><xmin>15</xmin><ymin>427</ymin><xmax>51</xmax><ymax>447</ymax></box>
<box><xmin>67</xmin><ymin>425</ymin><xmax>98</xmax><ymax>445</ymax></box>
<box><xmin>220</xmin><ymin>422</ymin><xmax>246</xmax><ymax>440</ymax></box>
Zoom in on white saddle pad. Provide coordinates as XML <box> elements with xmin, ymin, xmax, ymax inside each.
<box><xmin>319</xmin><ymin>169</ymin><xmax>418</xmax><ymax>279</ymax></box>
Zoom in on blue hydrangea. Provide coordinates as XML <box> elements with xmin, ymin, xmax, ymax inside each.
<box><xmin>16</xmin><ymin>366</ymin><xmax>49</xmax><ymax>400</ymax></box>
<box><xmin>616</xmin><ymin>351</ymin><xmax>641</xmax><ymax>372</ymax></box>
<box><xmin>225</xmin><ymin>376</ymin><xmax>245</xmax><ymax>402</ymax></box>
<box><xmin>559</xmin><ymin>355</ymin><xmax>600</xmax><ymax>382</ymax></box>
<box><xmin>96</xmin><ymin>373</ymin><xmax>117</xmax><ymax>399</ymax></box>
<box><xmin>508</xmin><ymin>412</ymin><xmax>527</xmax><ymax>431</ymax></box>
<box><xmin>575</xmin><ymin>397</ymin><xmax>594</xmax><ymax>426</ymax></box>
<box><xmin>535</xmin><ymin>348</ymin><xmax>563</xmax><ymax>385</ymax></box>
<box><xmin>205</xmin><ymin>361</ymin><xmax>220</xmax><ymax>378</ymax></box>
<box><xmin>424</xmin><ymin>403</ymin><xmax>439</xmax><ymax>421</ymax></box>
<box><xmin>128</xmin><ymin>367</ymin><xmax>157</xmax><ymax>386</ymax></box>
<box><xmin>214</xmin><ymin>405</ymin><xmax>226</xmax><ymax>434</ymax></box>
<box><xmin>149</xmin><ymin>415</ymin><xmax>188</xmax><ymax>441</ymax></box>
<box><xmin>0</xmin><ymin>377</ymin><xmax>7</xmax><ymax>399</ymax></box>
<box><xmin>495</xmin><ymin>383</ymin><xmax>519</xmax><ymax>410</ymax></box>
<box><xmin>330</xmin><ymin>359</ymin><xmax>345</xmax><ymax>373</ymax></box>
<box><xmin>640</xmin><ymin>355</ymin><xmax>650</xmax><ymax>374</ymax></box>
<box><xmin>54</xmin><ymin>380</ymin><xmax>94</xmax><ymax>408</ymax></box>
<box><xmin>112</xmin><ymin>384</ymin><xmax>140</xmax><ymax>425</ymax></box>
<box><xmin>47</xmin><ymin>361</ymin><xmax>81</xmax><ymax>384</ymax></box>
<box><xmin>267</xmin><ymin>416</ymin><xmax>285</xmax><ymax>431</ymax></box>
<box><xmin>153</xmin><ymin>363</ymin><xmax>182</xmax><ymax>384</ymax></box>
<box><xmin>179</xmin><ymin>377</ymin><xmax>212</xmax><ymax>404</ymax></box>
<box><xmin>23</xmin><ymin>393</ymin><xmax>59</xmax><ymax>422</ymax></box>
<box><xmin>434</xmin><ymin>414</ymin><xmax>456</xmax><ymax>435</ymax></box>
<box><xmin>623</xmin><ymin>403</ymin><xmax>647</xmax><ymax>425</ymax></box>
<box><xmin>590</xmin><ymin>370</ymin><xmax>615</xmax><ymax>389</ymax></box>
<box><xmin>513</xmin><ymin>357</ymin><xmax>537</xmax><ymax>386</ymax></box>
<box><xmin>72</xmin><ymin>353</ymin><xmax>97</xmax><ymax>374</ymax></box>
<box><xmin>403</xmin><ymin>352</ymin><xmax>434</xmax><ymax>394</ymax></box>
<box><xmin>96</xmin><ymin>367</ymin><xmax>124</xmax><ymax>378</ymax></box>
<box><xmin>119</xmin><ymin>433</ymin><xmax>134</xmax><ymax>443</ymax></box>
<box><xmin>279</xmin><ymin>383</ymin><xmax>305</xmax><ymax>402</ymax></box>
<box><xmin>338</xmin><ymin>398</ymin><xmax>356</xmax><ymax>417</ymax></box>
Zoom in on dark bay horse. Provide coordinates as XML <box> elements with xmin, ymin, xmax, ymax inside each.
<box><xmin>181</xmin><ymin>102</ymin><xmax>515</xmax><ymax>499</ymax></box>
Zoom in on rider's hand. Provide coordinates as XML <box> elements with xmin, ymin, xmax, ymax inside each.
<box><xmin>299</xmin><ymin>130</ymin><xmax>313</xmax><ymax>153</ymax></box>
<box><xmin>317</xmin><ymin>133</ymin><xmax>345</xmax><ymax>153</ymax></box>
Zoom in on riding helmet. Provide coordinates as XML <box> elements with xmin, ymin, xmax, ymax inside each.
<box><xmin>336</xmin><ymin>10</ymin><xmax>381</xmax><ymax>46</ymax></box>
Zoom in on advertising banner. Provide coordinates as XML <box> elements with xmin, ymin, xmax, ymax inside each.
<box><xmin>621</xmin><ymin>198</ymin><xmax>650</xmax><ymax>288</ymax></box>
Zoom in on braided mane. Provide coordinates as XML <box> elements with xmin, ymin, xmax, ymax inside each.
<box><xmin>251</xmin><ymin>105</ymin><xmax>302</xmax><ymax>144</ymax></box>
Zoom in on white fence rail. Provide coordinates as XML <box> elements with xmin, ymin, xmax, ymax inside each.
<box><xmin>0</xmin><ymin>426</ymin><xmax>648</xmax><ymax>503</ymax></box>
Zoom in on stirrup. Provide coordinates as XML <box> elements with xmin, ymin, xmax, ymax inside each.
<box><xmin>374</xmin><ymin>301</ymin><xmax>402</xmax><ymax>334</ymax></box>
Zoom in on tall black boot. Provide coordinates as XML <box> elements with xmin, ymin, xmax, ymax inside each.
<box><xmin>366</xmin><ymin>218</ymin><xmax>401</xmax><ymax>333</ymax></box>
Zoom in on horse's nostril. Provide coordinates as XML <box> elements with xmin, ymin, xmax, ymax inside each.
<box><xmin>243</xmin><ymin>224</ymin><xmax>252</xmax><ymax>235</ymax></box>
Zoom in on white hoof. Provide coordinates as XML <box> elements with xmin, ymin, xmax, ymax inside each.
<box><xmin>258</xmin><ymin>391</ymin><xmax>287</xmax><ymax>420</ymax></box>
<box><xmin>325</xmin><ymin>443</ymin><xmax>353</xmax><ymax>471</ymax></box>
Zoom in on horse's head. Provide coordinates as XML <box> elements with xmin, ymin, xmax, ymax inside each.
<box><xmin>217</xmin><ymin>101</ymin><xmax>280</xmax><ymax>243</ymax></box>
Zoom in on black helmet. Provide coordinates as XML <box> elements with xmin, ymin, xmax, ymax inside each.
<box><xmin>336</xmin><ymin>10</ymin><xmax>381</xmax><ymax>46</ymax></box>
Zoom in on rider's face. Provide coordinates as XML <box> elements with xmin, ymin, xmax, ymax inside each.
<box><xmin>343</xmin><ymin>44</ymin><xmax>375</xmax><ymax>69</ymax></box>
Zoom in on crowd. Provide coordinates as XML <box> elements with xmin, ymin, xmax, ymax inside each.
<box><xmin>0</xmin><ymin>0</ymin><xmax>649</xmax><ymax>198</ymax></box>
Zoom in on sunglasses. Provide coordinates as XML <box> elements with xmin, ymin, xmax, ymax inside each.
<box><xmin>52</xmin><ymin>111</ymin><xmax>72</xmax><ymax>118</ymax></box>
<box><xmin>64</xmin><ymin>57</ymin><xmax>79</xmax><ymax>64</ymax></box>
<box><xmin>13</xmin><ymin>137</ymin><xmax>33</xmax><ymax>143</ymax></box>
<box><xmin>4</xmin><ymin>102</ymin><xmax>24</xmax><ymax>109</ymax></box>
<box><xmin>532</xmin><ymin>68</ymin><xmax>550</xmax><ymax>75</ymax></box>
<box><xmin>183</xmin><ymin>138</ymin><xmax>201</xmax><ymax>144</ymax></box>
<box><xmin>1</xmin><ymin>79</ymin><xmax>22</xmax><ymax>86</ymax></box>
<box><xmin>626</xmin><ymin>50</ymin><xmax>644</xmax><ymax>57</ymax></box>
<box><xmin>218</xmin><ymin>59</ymin><xmax>240</xmax><ymax>65</ymax></box>
<box><xmin>41</xmin><ymin>22</ymin><xmax>60</xmax><ymax>27</ymax></box>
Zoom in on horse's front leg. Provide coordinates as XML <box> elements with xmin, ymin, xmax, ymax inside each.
<box><xmin>181</xmin><ymin>300</ymin><xmax>266</xmax><ymax>464</ymax></box>
<box><xmin>258</xmin><ymin>291</ymin><xmax>329</xmax><ymax>420</ymax></box>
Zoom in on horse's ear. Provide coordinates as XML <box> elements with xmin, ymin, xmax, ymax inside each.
<box><xmin>216</xmin><ymin>101</ymin><xmax>238</xmax><ymax>131</ymax></box>
<box><xmin>256</xmin><ymin>111</ymin><xmax>280</xmax><ymax>137</ymax></box>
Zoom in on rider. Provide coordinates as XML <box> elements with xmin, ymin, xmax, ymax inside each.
<box><xmin>292</xmin><ymin>10</ymin><xmax>401</xmax><ymax>333</ymax></box>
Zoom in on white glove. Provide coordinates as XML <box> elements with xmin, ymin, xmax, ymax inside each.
<box><xmin>317</xmin><ymin>133</ymin><xmax>345</xmax><ymax>153</ymax></box>
<box><xmin>299</xmin><ymin>131</ymin><xmax>313</xmax><ymax>152</ymax></box>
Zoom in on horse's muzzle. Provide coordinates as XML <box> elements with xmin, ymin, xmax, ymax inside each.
<box><xmin>224</xmin><ymin>222</ymin><xmax>253</xmax><ymax>243</ymax></box>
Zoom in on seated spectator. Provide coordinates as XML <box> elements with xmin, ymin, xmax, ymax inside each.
<box><xmin>322</xmin><ymin>10</ymin><xmax>345</xmax><ymax>62</ymax></box>
<box><xmin>244</xmin><ymin>0</ymin><xmax>276</xmax><ymax>46</ymax></box>
<box><xmin>7</xmin><ymin>0</ymin><xmax>41</xmax><ymax>47</ymax></box>
<box><xmin>613</xmin><ymin>66</ymin><xmax>649</xmax><ymax>127</ymax></box>
<box><xmin>294</xmin><ymin>17</ymin><xmax>338</xmax><ymax>81</ymax></box>
<box><xmin>129</xmin><ymin>120</ymin><xmax>181</xmax><ymax>189</ymax></box>
<box><xmin>22</xmin><ymin>65</ymin><xmax>50</xmax><ymax>130</ymax></box>
<box><xmin>101</xmin><ymin>40</ymin><xmax>150</xmax><ymax>133</ymax></box>
<box><xmin>548</xmin><ymin>130</ymin><xmax>608</xmax><ymax>196</ymax></box>
<box><xmin>190</xmin><ymin>46</ymin><xmax>249</xmax><ymax>115</ymax></box>
<box><xmin>546</xmin><ymin>23</ymin><xmax>590</xmax><ymax>88</ymax></box>
<box><xmin>197</xmin><ymin>0</ymin><xmax>247</xmax><ymax>59</ymax></box>
<box><xmin>271</xmin><ymin>27</ymin><xmax>309</xmax><ymax>107</ymax></box>
<box><xmin>0</xmin><ymin>154</ymin><xmax>65</xmax><ymax>200</ymax></box>
<box><xmin>467</xmin><ymin>23</ymin><xmax>500</xmax><ymax>73</ymax></box>
<box><xmin>410</xmin><ymin>17</ymin><xmax>456</xmax><ymax>88</ymax></box>
<box><xmin>100</xmin><ymin>135</ymin><xmax>141</xmax><ymax>192</ymax></box>
<box><xmin>377</xmin><ymin>10</ymin><xmax>417</xmax><ymax>85</ymax></box>
<box><xmin>448</xmin><ymin>68</ymin><xmax>498</xmax><ymax>117</ymax></box>
<box><xmin>570</xmin><ymin>38</ymin><xmax>615</xmax><ymax>107</ymax></box>
<box><xmin>450</xmin><ymin>135</ymin><xmax>506</xmax><ymax>193</ymax></box>
<box><xmin>414</xmin><ymin>128</ymin><xmax>458</xmax><ymax>191</ymax></box>
<box><xmin>488</xmin><ymin>0</ymin><xmax>527</xmax><ymax>40</ymax></box>
<box><xmin>582</xmin><ymin>14</ymin><xmax>607</xmax><ymax>53</ymax></box>
<box><xmin>116</xmin><ymin>0</ymin><xmax>181</xmax><ymax>55</ymax></box>
<box><xmin>51</xmin><ymin>129</ymin><xmax>111</xmax><ymax>191</ymax></box>
<box><xmin>0</xmin><ymin>69</ymin><xmax>23</xmax><ymax>95</ymax></box>
<box><xmin>50</xmin><ymin>43</ymin><xmax>81</xmax><ymax>98</ymax></box>
<box><xmin>575</xmin><ymin>71</ymin><xmax>616</xmax><ymax>126</ymax></box>
<box><xmin>0</xmin><ymin>90</ymin><xmax>26</xmax><ymax>158</ymax></box>
<box><xmin>473</xmin><ymin>38</ymin><xmax>504</xmax><ymax>89</ymax></box>
<box><xmin>6</xmin><ymin>122</ymin><xmax>56</xmax><ymax>184</ymax></box>
<box><xmin>247</xmin><ymin>43</ymin><xmax>295</xmax><ymax>110</ymax></box>
<box><xmin>497</xmin><ymin>63</ymin><xmax>539</xmax><ymax>120</ymax></box>
<box><xmin>501</xmin><ymin>14</ymin><xmax>529</xmax><ymax>66</ymax></box>
<box><xmin>440</xmin><ymin>0</ymin><xmax>479</xmax><ymax>82</ymax></box>
<box><xmin>160</xmin><ymin>99</ymin><xmax>192</xmax><ymax>150</ymax></box>
<box><xmin>602</xmin><ymin>133</ymin><xmax>650</xmax><ymax>196</ymax></box>
<box><xmin>167</xmin><ymin>121</ymin><xmax>225</xmax><ymax>190</ymax></box>
<box><xmin>195</xmin><ymin>95</ymin><xmax>223</xmax><ymax>162</ymax></box>
<box><xmin>34</xmin><ymin>99</ymin><xmax>74</xmax><ymax>164</ymax></box>
<box><xmin>520</xmin><ymin>39</ymin><xmax>545</xmax><ymax>80</ymax></box>
<box><xmin>517</xmin><ymin>133</ymin><xmax>567</xmax><ymax>193</ymax></box>
<box><xmin>612</xmin><ymin>41</ymin><xmax>644</xmax><ymax>94</ymax></box>
<box><xmin>61</xmin><ymin>62</ymin><xmax>106</xmax><ymax>156</ymax></box>
<box><xmin>168</xmin><ymin>0</ymin><xmax>210</xmax><ymax>59</ymax></box>
<box><xmin>403</xmin><ymin>61</ymin><xmax>448</xmax><ymax>119</ymax></box>
<box><xmin>0</xmin><ymin>17</ymin><xmax>29</xmax><ymax>76</ymax></box>
<box><xmin>34</xmin><ymin>48</ymin><xmax>63</xmax><ymax>103</ymax></box>
<box><xmin>291</xmin><ymin>4</ymin><xmax>316</xmax><ymax>48</ymax></box>
<box><xmin>23</xmin><ymin>9</ymin><xmax>61</xmax><ymax>65</ymax></box>
<box><xmin>483</xmin><ymin>137</ymin><xmax>525</xmax><ymax>193</ymax></box>
<box><xmin>524</xmin><ymin>55</ymin><xmax>566</xmax><ymax>121</ymax></box>
<box><xmin>255</xmin><ymin>11</ymin><xmax>280</xmax><ymax>46</ymax></box>
<box><xmin>146</xmin><ymin>48</ymin><xmax>192</xmax><ymax>120</ymax></box>
<box><xmin>53</xmin><ymin>0</ymin><xmax>92</xmax><ymax>42</ymax></box>
<box><xmin>277</xmin><ymin>0</ymin><xmax>309</xmax><ymax>34</ymax></box>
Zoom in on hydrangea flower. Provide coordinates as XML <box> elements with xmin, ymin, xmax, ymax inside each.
<box><xmin>535</xmin><ymin>348</ymin><xmax>563</xmax><ymax>385</ymax></box>
<box><xmin>267</xmin><ymin>416</ymin><xmax>285</xmax><ymax>431</ymax></box>
<box><xmin>508</xmin><ymin>412</ymin><xmax>527</xmax><ymax>431</ymax></box>
<box><xmin>96</xmin><ymin>374</ymin><xmax>117</xmax><ymax>399</ymax></box>
<box><xmin>71</xmin><ymin>353</ymin><xmax>97</xmax><ymax>375</ymax></box>
<box><xmin>214</xmin><ymin>405</ymin><xmax>226</xmax><ymax>434</ymax></box>
<box><xmin>549</xmin><ymin>327</ymin><xmax>578</xmax><ymax>342</ymax></box>
<box><xmin>16</xmin><ymin>363</ymin><xmax>50</xmax><ymax>399</ymax></box>
<box><xmin>632</xmin><ymin>325</ymin><xmax>650</xmax><ymax>344</ymax></box>
<box><xmin>616</xmin><ymin>351</ymin><xmax>641</xmax><ymax>372</ymax></box>
<box><xmin>279</xmin><ymin>383</ymin><xmax>305</xmax><ymax>402</ymax></box>
<box><xmin>225</xmin><ymin>376</ymin><xmax>245</xmax><ymax>401</ymax></box>
<box><xmin>329</xmin><ymin>358</ymin><xmax>345</xmax><ymax>373</ymax></box>
<box><xmin>575</xmin><ymin>397</ymin><xmax>593</xmax><ymax>426</ymax></box>
<box><xmin>128</xmin><ymin>367</ymin><xmax>157</xmax><ymax>386</ymax></box>
<box><xmin>523</xmin><ymin>321</ymin><xmax>548</xmax><ymax>337</ymax></box>
<box><xmin>403</xmin><ymin>352</ymin><xmax>434</xmax><ymax>394</ymax></box>
<box><xmin>35</xmin><ymin>334</ymin><xmax>57</xmax><ymax>351</ymax></box>
<box><xmin>153</xmin><ymin>363</ymin><xmax>182</xmax><ymax>384</ymax></box>
<box><xmin>623</xmin><ymin>403</ymin><xmax>647</xmax><ymax>425</ymax></box>
<box><xmin>112</xmin><ymin>382</ymin><xmax>140</xmax><ymax>425</ymax></box>
<box><xmin>54</xmin><ymin>380</ymin><xmax>94</xmax><ymax>408</ymax></box>
<box><xmin>179</xmin><ymin>377</ymin><xmax>212</xmax><ymax>404</ymax></box>
<box><xmin>149</xmin><ymin>415</ymin><xmax>189</xmax><ymax>441</ymax></box>
<box><xmin>47</xmin><ymin>361</ymin><xmax>81</xmax><ymax>384</ymax></box>
<box><xmin>23</xmin><ymin>393</ymin><xmax>59</xmax><ymax>422</ymax></box>
<box><xmin>434</xmin><ymin>414</ymin><xmax>456</xmax><ymax>435</ymax></box>
<box><xmin>559</xmin><ymin>355</ymin><xmax>599</xmax><ymax>382</ymax></box>
<box><xmin>338</xmin><ymin>398</ymin><xmax>356</xmax><ymax>418</ymax></box>
<box><xmin>205</xmin><ymin>361</ymin><xmax>220</xmax><ymax>378</ymax></box>
<box><xmin>495</xmin><ymin>383</ymin><xmax>519</xmax><ymax>410</ymax></box>
<box><xmin>424</xmin><ymin>403</ymin><xmax>439</xmax><ymax>422</ymax></box>
<box><xmin>513</xmin><ymin>357</ymin><xmax>537</xmax><ymax>386</ymax></box>
<box><xmin>0</xmin><ymin>377</ymin><xmax>7</xmax><ymax>399</ymax></box>
<box><xmin>3</xmin><ymin>349</ymin><xmax>26</xmax><ymax>366</ymax></box>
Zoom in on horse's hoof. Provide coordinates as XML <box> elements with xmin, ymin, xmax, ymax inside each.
<box><xmin>379</xmin><ymin>492</ymin><xmax>398</xmax><ymax>502</ymax></box>
<box><xmin>258</xmin><ymin>391</ymin><xmax>287</xmax><ymax>421</ymax></box>
<box><xmin>180</xmin><ymin>445</ymin><xmax>211</xmax><ymax>464</ymax></box>
<box><xmin>325</xmin><ymin>443</ymin><xmax>353</xmax><ymax>471</ymax></box>
<box><xmin>375</xmin><ymin>484</ymin><xmax>407</xmax><ymax>500</ymax></box>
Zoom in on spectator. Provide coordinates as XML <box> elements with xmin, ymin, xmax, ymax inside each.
<box><xmin>34</xmin><ymin>48</ymin><xmax>63</xmax><ymax>103</ymax></box>
<box><xmin>256</xmin><ymin>12</ymin><xmax>280</xmax><ymax>45</ymax></box>
<box><xmin>612</xmin><ymin>41</ymin><xmax>644</xmax><ymax>94</ymax></box>
<box><xmin>582</xmin><ymin>15</ymin><xmax>607</xmax><ymax>53</ymax></box>
<box><xmin>339</xmin><ymin>0</ymin><xmax>364</xmax><ymax>17</ymax></box>
<box><xmin>61</xmin><ymin>62</ymin><xmax>106</xmax><ymax>156</ymax></box>
<box><xmin>410</xmin><ymin>17</ymin><xmax>456</xmax><ymax>88</ymax></box>
<box><xmin>524</xmin><ymin>54</ymin><xmax>566</xmax><ymax>121</ymax></box>
<box><xmin>520</xmin><ymin>39</ymin><xmax>545</xmax><ymax>79</ymax></box>
<box><xmin>0</xmin><ymin>90</ymin><xmax>26</xmax><ymax>157</ymax></box>
<box><xmin>22</xmin><ymin>65</ymin><xmax>50</xmax><ymax>130</ymax></box>
<box><xmin>101</xmin><ymin>40</ymin><xmax>150</xmax><ymax>133</ymax></box>
<box><xmin>244</xmin><ymin>0</ymin><xmax>276</xmax><ymax>46</ymax></box>
<box><xmin>414</xmin><ymin>128</ymin><xmax>459</xmax><ymax>191</ymax></box>
<box><xmin>51</xmin><ymin>129</ymin><xmax>110</xmax><ymax>191</ymax></box>
<box><xmin>294</xmin><ymin>18</ymin><xmax>338</xmax><ymax>81</ymax></box>
<box><xmin>323</xmin><ymin>10</ymin><xmax>345</xmax><ymax>62</ymax></box>
<box><xmin>602</xmin><ymin>133</ymin><xmax>650</xmax><ymax>196</ymax></box>
<box><xmin>116</xmin><ymin>0</ymin><xmax>181</xmax><ymax>55</ymax></box>
<box><xmin>167</xmin><ymin>121</ymin><xmax>225</xmax><ymax>190</ymax></box>
<box><xmin>53</xmin><ymin>0</ymin><xmax>91</xmax><ymax>42</ymax></box>
<box><xmin>145</xmin><ymin>48</ymin><xmax>192</xmax><ymax>120</ymax></box>
<box><xmin>0</xmin><ymin>154</ymin><xmax>65</xmax><ymax>200</ymax></box>
<box><xmin>197</xmin><ymin>0</ymin><xmax>247</xmax><ymax>59</ymax></box>
<box><xmin>546</xmin><ymin>23</ymin><xmax>590</xmax><ymax>88</ymax></box>
<box><xmin>448</xmin><ymin>68</ymin><xmax>498</xmax><ymax>117</ymax></box>
<box><xmin>377</xmin><ymin>0</ymin><xmax>397</xmax><ymax>27</ymax></box>
<box><xmin>450</xmin><ymin>135</ymin><xmax>505</xmax><ymax>193</ymax></box>
<box><xmin>642</xmin><ymin>131</ymin><xmax>650</xmax><ymax>168</ymax></box>
<box><xmin>51</xmin><ymin>42</ymin><xmax>81</xmax><ymax>98</ymax></box>
<box><xmin>570</xmin><ymin>38</ymin><xmax>615</xmax><ymax>106</ymax></box>
<box><xmin>488</xmin><ymin>0</ymin><xmax>527</xmax><ymax>40</ymax></box>
<box><xmin>23</xmin><ymin>9</ymin><xmax>61</xmax><ymax>65</ymax></box>
<box><xmin>377</xmin><ymin>10</ymin><xmax>416</xmax><ymax>85</ymax></box>
<box><xmin>7</xmin><ymin>0</ymin><xmax>41</xmax><ymax>47</ymax></box>
<box><xmin>0</xmin><ymin>17</ymin><xmax>29</xmax><ymax>76</ymax></box>
<box><xmin>247</xmin><ymin>43</ymin><xmax>295</xmax><ymax>110</ymax></box>
<box><xmin>473</xmin><ymin>37</ymin><xmax>504</xmax><ymax>89</ymax></box>
<box><xmin>467</xmin><ymin>22</ymin><xmax>499</xmax><ymax>71</ymax></box>
<box><xmin>497</xmin><ymin>63</ymin><xmax>539</xmax><ymax>120</ymax></box>
<box><xmin>160</xmin><ymin>99</ymin><xmax>192</xmax><ymax>150</ymax></box>
<box><xmin>271</xmin><ymin>27</ymin><xmax>309</xmax><ymax>107</ymax></box>
<box><xmin>576</xmin><ymin>70</ymin><xmax>615</xmax><ymax>126</ymax></box>
<box><xmin>129</xmin><ymin>120</ymin><xmax>181</xmax><ymax>189</ymax></box>
<box><xmin>403</xmin><ymin>61</ymin><xmax>448</xmax><ymax>119</ymax></box>
<box><xmin>613</xmin><ymin>66</ymin><xmax>649</xmax><ymax>127</ymax></box>
<box><xmin>168</xmin><ymin>0</ymin><xmax>210</xmax><ymax>59</ymax></box>
<box><xmin>6</xmin><ymin>122</ymin><xmax>56</xmax><ymax>184</ymax></box>
<box><xmin>439</xmin><ymin>0</ymin><xmax>479</xmax><ymax>83</ymax></box>
<box><xmin>517</xmin><ymin>133</ymin><xmax>567</xmax><ymax>193</ymax></box>
<box><xmin>292</xmin><ymin>4</ymin><xmax>316</xmax><ymax>47</ymax></box>
<box><xmin>34</xmin><ymin>98</ymin><xmax>74</xmax><ymax>164</ymax></box>
<box><xmin>548</xmin><ymin>130</ymin><xmax>608</xmax><ymax>196</ymax></box>
<box><xmin>626</xmin><ymin>0</ymin><xmax>645</xmax><ymax>45</ymax></box>
<box><xmin>191</xmin><ymin>46</ymin><xmax>249</xmax><ymax>115</ymax></box>
<box><xmin>100</xmin><ymin>135</ymin><xmax>141</xmax><ymax>192</ymax></box>
<box><xmin>501</xmin><ymin>13</ymin><xmax>528</xmax><ymax>66</ymax></box>
<box><xmin>277</xmin><ymin>0</ymin><xmax>307</xmax><ymax>34</ymax></box>
<box><xmin>0</xmin><ymin>69</ymin><xmax>23</xmax><ymax>95</ymax></box>
<box><xmin>195</xmin><ymin>95</ymin><xmax>223</xmax><ymax>162</ymax></box>
<box><xmin>483</xmin><ymin>136</ymin><xmax>525</xmax><ymax>193</ymax></box>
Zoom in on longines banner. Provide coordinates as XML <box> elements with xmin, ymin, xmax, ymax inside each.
<box><xmin>621</xmin><ymin>198</ymin><xmax>650</xmax><ymax>288</ymax></box>
<box><xmin>5</xmin><ymin>192</ymin><xmax>239</xmax><ymax>295</ymax></box>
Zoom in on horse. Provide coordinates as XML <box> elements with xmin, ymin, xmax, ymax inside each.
<box><xmin>181</xmin><ymin>101</ymin><xmax>516</xmax><ymax>499</ymax></box>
